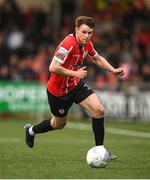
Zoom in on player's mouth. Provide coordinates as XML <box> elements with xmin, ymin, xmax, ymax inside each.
<box><xmin>83</xmin><ymin>39</ymin><xmax>88</xmax><ymax>43</ymax></box>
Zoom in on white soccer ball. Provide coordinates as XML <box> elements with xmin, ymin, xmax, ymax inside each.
<box><xmin>86</xmin><ymin>145</ymin><xmax>110</xmax><ymax>168</ymax></box>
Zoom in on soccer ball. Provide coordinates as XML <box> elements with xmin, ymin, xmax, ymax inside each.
<box><xmin>86</xmin><ymin>145</ymin><xmax>110</xmax><ymax>168</ymax></box>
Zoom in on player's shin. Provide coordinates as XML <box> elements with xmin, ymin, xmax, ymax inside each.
<box><xmin>32</xmin><ymin>119</ymin><xmax>54</xmax><ymax>134</ymax></box>
<box><xmin>92</xmin><ymin>117</ymin><xmax>104</xmax><ymax>146</ymax></box>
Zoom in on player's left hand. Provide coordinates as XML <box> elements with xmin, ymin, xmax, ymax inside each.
<box><xmin>113</xmin><ymin>68</ymin><xmax>125</xmax><ymax>76</ymax></box>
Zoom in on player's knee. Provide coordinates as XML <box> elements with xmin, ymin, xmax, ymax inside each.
<box><xmin>51</xmin><ymin>120</ymin><xmax>67</xmax><ymax>129</ymax></box>
<box><xmin>56</xmin><ymin>122</ymin><xmax>67</xmax><ymax>129</ymax></box>
<box><xmin>93</xmin><ymin>107</ymin><xmax>105</xmax><ymax>118</ymax></box>
<box><xmin>51</xmin><ymin>116</ymin><xmax>67</xmax><ymax>129</ymax></box>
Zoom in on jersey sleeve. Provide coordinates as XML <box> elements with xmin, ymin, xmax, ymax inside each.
<box><xmin>87</xmin><ymin>41</ymin><xmax>97</xmax><ymax>57</ymax></box>
<box><xmin>52</xmin><ymin>36</ymin><xmax>74</xmax><ymax>64</ymax></box>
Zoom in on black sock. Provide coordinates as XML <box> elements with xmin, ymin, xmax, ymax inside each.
<box><xmin>32</xmin><ymin>119</ymin><xmax>54</xmax><ymax>134</ymax></box>
<box><xmin>92</xmin><ymin>117</ymin><xmax>104</xmax><ymax>146</ymax></box>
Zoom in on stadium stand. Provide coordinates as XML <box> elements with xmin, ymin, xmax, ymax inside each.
<box><xmin>0</xmin><ymin>0</ymin><xmax>149</xmax><ymax>92</ymax></box>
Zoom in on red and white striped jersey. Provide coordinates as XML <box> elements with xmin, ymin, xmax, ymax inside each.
<box><xmin>47</xmin><ymin>34</ymin><xmax>97</xmax><ymax>96</ymax></box>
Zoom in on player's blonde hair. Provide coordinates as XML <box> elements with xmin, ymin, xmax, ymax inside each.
<box><xmin>75</xmin><ymin>16</ymin><xmax>95</xmax><ymax>28</ymax></box>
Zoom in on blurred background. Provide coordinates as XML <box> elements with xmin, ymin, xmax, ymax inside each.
<box><xmin>0</xmin><ymin>0</ymin><xmax>150</xmax><ymax>122</ymax></box>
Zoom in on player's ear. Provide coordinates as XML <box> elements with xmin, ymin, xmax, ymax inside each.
<box><xmin>75</xmin><ymin>27</ymin><xmax>79</xmax><ymax>33</ymax></box>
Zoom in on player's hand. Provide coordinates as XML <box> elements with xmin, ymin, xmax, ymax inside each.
<box><xmin>113</xmin><ymin>68</ymin><xmax>125</xmax><ymax>76</ymax></box>
<box><xmin>76</xmin><ymin>66</ymin><xmax>88</xmax><ymax>79</ymax></box>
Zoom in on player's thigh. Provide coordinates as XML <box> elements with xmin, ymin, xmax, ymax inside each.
<box><xmin>79</xmin><ymin>93</ymin><xmax>104</xmax><ymax>118</ymax></box>
<box><xmin>51</xmin><ymin>114</ymin><xmax>68</xmax><ymax>129</ymax></box>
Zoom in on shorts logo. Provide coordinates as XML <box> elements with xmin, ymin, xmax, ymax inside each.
<box><xmin>59</xmin><ymin>109</ymin><xmax>65</xmax><ymax>114</ymax></box>
<box><xmin>84</xmin><ymin>83</ymin><xmax>90</xmax><ymax>90</ymax></box>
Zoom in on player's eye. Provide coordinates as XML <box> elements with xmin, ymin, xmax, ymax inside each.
<box><xmin>82</xmin><ymin>31</ymin><xmax>87</xmax><ymax>34</ymax></box>
<box><xmin>88</xmin><ymin>31</ymin><xmax>93</xmax><ymax>35</ymax></box>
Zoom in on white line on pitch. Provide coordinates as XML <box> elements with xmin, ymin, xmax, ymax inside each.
<box><xmin>67</xmin><ymin>122</ymin><xmax>150</xmax><ymax>139</ymax></box>
<box><xmin>0</xmin><ymin>122</ymin><xmax>150</xmax><ymax>142</ymax></box>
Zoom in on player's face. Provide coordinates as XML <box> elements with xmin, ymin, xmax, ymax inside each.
<box><xmin>75</xmin><ymin>24</ymin><xmax>93</xmax><ymax>45</ymax></box>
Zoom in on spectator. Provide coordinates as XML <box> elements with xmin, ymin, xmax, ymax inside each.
<box><xmin>0</xmin><ymin>0</ymin><xmax>149</xmax><ymax>90</ymax></box>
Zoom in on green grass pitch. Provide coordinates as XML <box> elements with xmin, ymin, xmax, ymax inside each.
<box><xmin>0</xmin><ymin>119</ymin><xmax>150</xmax><ymax>179</ymax></box>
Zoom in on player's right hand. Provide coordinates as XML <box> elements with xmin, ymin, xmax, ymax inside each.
<box><xmin>76</xmin><ymin>66</ymin><xmax>88</xmax><ymax>79</ymax></box>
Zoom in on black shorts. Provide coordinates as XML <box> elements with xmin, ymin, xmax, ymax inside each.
<box><xmin>47</xmin><ymin>80</ymin><xmax>93</xmax><ymax>117</ymax></box>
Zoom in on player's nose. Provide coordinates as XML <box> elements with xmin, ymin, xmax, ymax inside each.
<box><xmin>85</xmin><ymin>33</ymin><xmax>88</xmax><ymax>38</ymax></box>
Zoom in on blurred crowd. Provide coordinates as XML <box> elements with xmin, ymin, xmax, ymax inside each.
<box><xmin>0</xmin><ymin>0</ymin><xmax>150</xmax><ymax>92</ymax></box>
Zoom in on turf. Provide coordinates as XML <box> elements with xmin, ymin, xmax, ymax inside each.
<box><xmin>0</xmin><ymin>119</ymin><xmax>150</xmax><ymax>179</ymax></box>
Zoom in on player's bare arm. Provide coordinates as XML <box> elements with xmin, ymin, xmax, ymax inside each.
<box><xmin>89</xmin><ymin>54</ymin><xmax>125</xmax><ymax>76</ymax></box>
<box><xmin>49</xmin><ymin>59</ymin><xmax>87</xmax><ymax>79</ymax></box>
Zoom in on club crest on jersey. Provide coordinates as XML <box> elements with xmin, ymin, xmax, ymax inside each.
<box><xmin>59</xmin><ymin>109</ymin><xmax>65</xmax><ymax>114</ymax></box>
